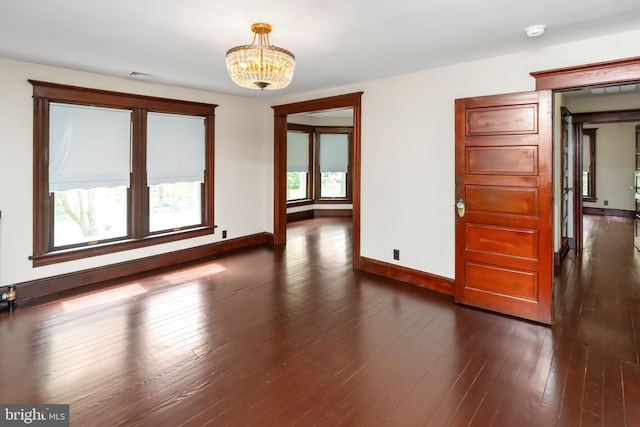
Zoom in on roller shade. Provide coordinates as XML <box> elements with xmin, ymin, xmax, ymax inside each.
<box><xmin>49</xmin><ymin>103</ymin><xmax>131</xmax><ymax>191</ymax></box>
<box><xmin>147</xmin><ymin>112</ymin><xmax>205</xmax><ymax>186</ymax></box>
<box><xmin>319</xmin><ymin>133</ymin><xmax>349</xmax><ymax>173</ymax></box>
<box><xmin>287</xmin><ymin>131</ymin><xmax>309</xmax><ymax>172</ymax></box>
<box><xmin>583</xmin><ymin>136</ymin><xmax>591</xmax><ymax>171</ymax></box>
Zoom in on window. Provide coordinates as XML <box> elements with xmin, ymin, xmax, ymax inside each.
<box><xmin>147</xmin><ymin>112</ymin><xmax>205</xmax><ymax>233</ymax></box>
<box><xmin>30</xmin><ymin>80</ymin><xmax>216</xmax><ymax>266</ymax></box>
<box><xmin>286</xmin><ymin>124</ymin><xmax>352</xmax><ymax>205</ymax></box>
<box><xmin>49</xmin><ymin>103</ymin><xmax>131</xmax><ymax>247</ymax></box>
<box><xmin>318</xmin><ymin>132</ymin><xmax>350</xmax><ymax>199</ymax></box>
<box><xmin>583</xmin><ymin>128</ymin><xmax>597</xmax><ymax>202</ymax></box>
<box><xmin>286</xmin><ymin>129</ymin><xmax>312</xmax><ymax>201</ymax></box>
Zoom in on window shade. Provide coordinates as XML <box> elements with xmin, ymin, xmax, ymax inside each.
<box><xmin>583</xmin><ymin>136</ymin><xmax>591</xmax><ymax>171</ymax></box>
<box><xmin>147</xmin><ymin>112</ymin><xmax>205</xmax><ymax>186</ymax></box>
<box><xmin>287</xmin><ymin>131</ymin><xmax>309</xmax><ymax>172</ymax></box>
<box><xmin>319</xmin><ymin>133</ymin><xmax>349</xmax><ymax>173</ymax></box>
<box><xmin>49</xmin><ymin>103</ymin><xmax>132</xmax><ymax>191</ymax></box>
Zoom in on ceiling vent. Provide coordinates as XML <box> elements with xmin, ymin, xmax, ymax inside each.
<box><xmin>128</xmin><ymin>71</ymin><xmax>154</xmax><ymax>80</ymax></box>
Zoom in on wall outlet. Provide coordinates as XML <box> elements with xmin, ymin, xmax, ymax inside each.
<box><xmin>604</xmin><ymin>200</ymin><xmax>609</xmax><ymax>206</ymax></box>
<box><xmin>222</xmin><ymin>230</ymin><xmax>227</xmax><ymax>239</ymax></box>
<box><xmin>393</xmin><ymin>249</ymin><xmax>400</xmax><ymax>261</ymax></box>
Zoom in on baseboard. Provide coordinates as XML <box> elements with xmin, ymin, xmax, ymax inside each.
<box><xmin>314</xmin><ymin>209</ymin><xmax>352</xmax><ymax>217</ymax></box>
<box><xmin>287</xmin><ymin>210</ymin><xmax>314</xmax><ymax>222</ymax></box>
<box><xmin>287</xmin><ymin>208</ymin><xmax>352</xmax><ymax>222</ymax></box>
<box><xmin>360</xmin><ymin>257</ymin><xmax>454</xmax><ymax>296</ymax></box>
<box><xmin>583</xmin><ymin>207</ymin><xmax>634</xmax><ymax>218</ymax></box>
<box><xmin>15</xmin><ymin>232</ymin><xmax>272</xmax><ymax>302</ymax></box>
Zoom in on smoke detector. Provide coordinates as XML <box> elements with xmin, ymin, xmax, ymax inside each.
<box><xmin>525</xmin><ymin>25</ymin><xmax>546</xmax><ymax>37</ymax></box>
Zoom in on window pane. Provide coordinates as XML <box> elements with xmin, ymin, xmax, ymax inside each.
<box><xmin>287</xmin><ymin>172</ymin><xmax>308</xmax><ymax>200</ymax></box>
<box><xmin>321</xmin><ymin>171</ymin><xmax>347</xmax><ymax>198</ymax></box>
<box><xmin>147</xmin><ymin>113</ymin><xmax>205</xmax><ymax>232</ymax></box>
<box><xmin>149</xmin><ymin>182</ymin><xmax>201</xmax><ymax>232</ymax></box>
<box><xmin>54</xmin><ymin>187</ymin><xmax>128</xmax><ymax>247</ymax></box>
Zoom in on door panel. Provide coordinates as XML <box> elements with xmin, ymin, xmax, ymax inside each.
<box><xmin>466</xmin><ymin>104</ymin><xmax>538</xmax><ymax>135</ymax></box>
<box><xmin>466</xmin><ymin>186</ymin><xmax>538</xmax><ymax>216</ymax></box>
<box><xmin>465</xmin><ymin>262</ymin><xmax>537</xmax><ymax>300</ymax></box>
<box><xmin>455</xmin><ymin>91</ymin><xmax>553</xmax><ymax>324</ymax></box>
<box><xmin>466</xmin><ymin>146</ymin><xmax>538</xmax><ymax>175</ymax></box>
<box><xmin>466</xmin><ymin>224</ymin><xmax>538</xmax><ymax>259</ymax></box>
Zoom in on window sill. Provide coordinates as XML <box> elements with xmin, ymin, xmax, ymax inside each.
<box><xmin>287</xmin><ymin>199</ymin><xmax>314</xmax><ymax>207</ymax></box>
<box><xmin>30</xmin><ymin>226</ymin><xmax>216</xmax><ymax>267</ymax></box>
<box><xmin>315</xmin><ymin>198</ymin><xmax>352</xmax><ymax>204</ymax></box>
<box><xmin>583</xmin><ymin>196</ymin><xmax>597</xmax><ymax>203</ymax></box>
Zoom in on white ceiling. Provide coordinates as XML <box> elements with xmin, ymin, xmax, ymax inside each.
<box><xmin>1</xmin><ymin>0</ymin><xmax>640</xmax><ymax>98</ymax></box>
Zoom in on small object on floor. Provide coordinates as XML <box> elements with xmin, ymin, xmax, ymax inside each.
<box><xmin>1</xmin><ymin>285</ymin><xmax>17</xmax><ymax>312</ymax></box>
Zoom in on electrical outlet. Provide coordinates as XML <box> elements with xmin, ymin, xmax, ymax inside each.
<box><xmin>393</xmin><ymin>249</ymin><xmax>400</xmax><ymax>261</ymax></box>
<box><xmin>222</xmin><ymin>230</ymin><xmax>227</xmax><ymax>239</ymax></box>
<box><xmin>604</xmin><ymin>200</ymin><xmax>608</xmax><ymax>206</ymax></box>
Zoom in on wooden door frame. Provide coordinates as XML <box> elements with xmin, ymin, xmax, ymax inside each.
<box><xmin>531</xmin><ymin>56</ymin><xmax>640</xmax><ymax>253</ymax></box>
<box><xmin>272</xmin><ymin>92</ymin><xmax>363</xmax><ymax>269</ymax></box>
<box><xmin>559</xmin><ymin>106</ymin><xmax>572</xmax><ymax>259</ymax></box>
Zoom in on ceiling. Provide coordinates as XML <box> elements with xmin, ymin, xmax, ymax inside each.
<box><xmin>1</xmin><ymin>0</ymin><xmax>640</xmax><ymax>99</ymax></box>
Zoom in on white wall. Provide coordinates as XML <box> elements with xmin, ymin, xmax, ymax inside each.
<box><xmin>0</xmin><ymin>57</ymin><xmax>273</xmax><ymax>286</ymax></box>
<box><xmin>272</xmin><ymin>28</ymin><xmax>640</xmax><ymax>279</ymax></box>
<box><xmin>583</xmin><ymin>123</ymin><xmax>637</xmax><ymax>210</ymax></box>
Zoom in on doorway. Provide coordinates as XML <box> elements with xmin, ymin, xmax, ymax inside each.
<box><xmin>272</xmin><ymin>92</ymin><xmax>363</xmax><ymax>268</ymax></box>
<box><xmin>530</xmin><ymin>58</ymin><xmax>640</xmax><ymax>258</ymax></box>
<box><xmin>553</xmin><ymin>89</ymin><xmax>640</xmax><ymax>259</ymax></box>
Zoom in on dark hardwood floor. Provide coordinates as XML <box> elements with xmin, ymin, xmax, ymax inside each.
<box><xmin>1</xmin><ymin>215</ymin><xmax>639</xmax><ymax>426</ymax></box>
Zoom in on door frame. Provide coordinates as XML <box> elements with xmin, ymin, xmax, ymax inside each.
<box><xmin>272</xmin><ymin>92</ymin><xmax>363</xmax><ymax>269</ymax></box>
<box><xmin>531</xmin><ymin>56</ymin><xmax>640</xmax><ymax>253</ymax></box>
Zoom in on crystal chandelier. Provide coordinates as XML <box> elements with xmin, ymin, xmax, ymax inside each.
<box><xmin>225</xmin><ymin>23</ymin><xmax>296</xmax><ymax>91</ymax></box>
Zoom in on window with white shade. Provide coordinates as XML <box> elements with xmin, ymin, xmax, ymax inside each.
<box><xmin>147</xmin><ymin>113</ymin><xmax>205</xmax><ymax>232</ymax></box>
<box><xmin>49</xmin><ymin>103</ymin><xmax>131</xmax><ymax>247</ymax></box>
<box><xmin>286</xmin><ymin>130</ymin><xmax>311</xmax><ymax>201</ymax></box>
<box><xmin>318</xmin><ymin>133</ymin><xmax>350</xmax><ymax>199</ymax></box>
<box><xmin>30</xmin><ymin>81</ymin><xmax>216</xmax><ymax>266</ymax></box>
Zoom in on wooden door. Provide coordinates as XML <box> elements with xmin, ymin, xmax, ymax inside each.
<box><xmin>455</xmin><ymin>91</ymin><xmax>553</xmax><ymax>324</ymax></box>
<box><xmin>635</xmin><ymin>124</ymin><xmax>640</xmax><ymax>250</ymax></box>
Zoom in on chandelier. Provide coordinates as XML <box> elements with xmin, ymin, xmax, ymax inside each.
<box><xmin>225</xmin><ymin>23</ymin><xmax>296</xmax><ymax>91</ymax></box>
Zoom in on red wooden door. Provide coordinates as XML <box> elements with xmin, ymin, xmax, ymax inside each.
<box><xmin>455</xmin><ymin>91</ymin><xmax>553</xmax><ymax>324</ymax></box>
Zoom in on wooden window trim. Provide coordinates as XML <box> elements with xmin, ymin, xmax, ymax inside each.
<box><xmin>29</xmin><ymin>80</ymin><xmax>217</xmax><ymax>266</ymax></box>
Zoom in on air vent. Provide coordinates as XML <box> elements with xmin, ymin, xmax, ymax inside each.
<box><xmin>128</xmin><ymin>71</ymin><xmax>154</xmax><ymax>80</ymax></box>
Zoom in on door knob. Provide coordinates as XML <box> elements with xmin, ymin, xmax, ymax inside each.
<box><xmin>456</xmin><ymin>199</ymin><xmax>465</xmax><ymax>217</ymax></box>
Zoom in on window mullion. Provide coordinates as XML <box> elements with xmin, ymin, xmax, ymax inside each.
<box><xmin>130</xmin><ymin>108</ymin><xmax>149</xmax><ymax>238</ymax></box>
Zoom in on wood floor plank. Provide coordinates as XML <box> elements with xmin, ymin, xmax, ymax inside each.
<box><xmin>622</xmin><ymin>361</ymin><xmax>640</xmax><ymax>426</ymax></box>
